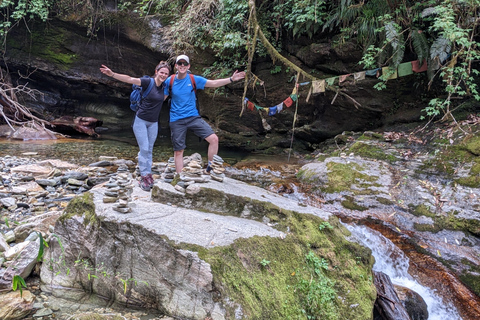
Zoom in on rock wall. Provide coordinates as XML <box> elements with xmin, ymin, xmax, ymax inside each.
<box><xmin>2</xmin><ymin>14</ymin><xmax>431</xmax><ymax>151</ymax></box>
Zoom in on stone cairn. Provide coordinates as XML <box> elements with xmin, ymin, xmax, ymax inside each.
<box><xmin>103</xmin><ymin>165</ymin><xmax>134</xmax><ymax>214</ymax></box>
<box><xmin>163</xmin><ymin>157</ymin><xmax>177</xmax><ymax>183</ymax></box>
<box><xmin>209</xmin><ymin>155</ymin><xmax>226</xmax><ymax>182</ymax></box>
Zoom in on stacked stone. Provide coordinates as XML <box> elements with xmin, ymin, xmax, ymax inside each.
<box><xmin>210</xmin><ymin>155</ymin><xmax>226</xmax><ymax>182</ymax></box>
<box><xmin>103</xmin><ymin>165</ymin><xmax>134</xmax><ymax>214</ymax></box>
<box><xmin>180</xmin><ymin>160</ymin><xmax>208</xmax><ymax>183</ymax></box>
<box><xmin>163</xmin><ymin>157</ymin><xmax>176</xmax><ymax>183</ymax></box>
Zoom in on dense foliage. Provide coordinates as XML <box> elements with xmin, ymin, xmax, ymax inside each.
<box><xmin>1</xmin><ymin>0</ymin><xmax>479</xmax><ymax>122</ymax></box>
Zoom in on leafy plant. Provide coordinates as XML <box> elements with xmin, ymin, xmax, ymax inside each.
<box><xmin>293</xmin><ymin>251</ymin><xmax>337</xmax><ymax>319</ymax></box>
<box><xmin>318</xmin><ymin>221</ymin><xmax>333</xmax><ymax>231</ymax></box>
<box><xmin>12</xmin><ymin>275</ymin><xmax>27</xmax><ymax>296</ymax></box>
<box><xmin>270</xmin><ymin>65</ymin><xmax>282</xmax><ymax>74</ymax></box>
<box><xmin>260</xmin><ymin>259</ymin><xmax>271</xmax><ymax>266</ymax></box>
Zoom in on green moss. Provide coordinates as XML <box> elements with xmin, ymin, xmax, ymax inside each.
<box><xmin>413</xmin><ymin>223</ymin><xmax>440</xmax><ymax>233</ymax></box>
<box><xmin>459</xmin><ymin>259</ymin><xmax>480</xmax><ymax>296</ymax></box>
<box><xmin>60</xmin><ymin>192</ymin><xmax>101</xmax><ymax>226</ymax></box>
<box><xmin>420</xmin><ymin>145</ymin><xmax>477</xmax><ymax>176</ymax></box>
<box><xmin>455</xmin><ymin>175</ymin><xmax>480</xmax><ymax>188</ymax></box>
<box><xmin>199</xmin><ymin>214</ymin><xmax>376</xmax><ymax>320</ymax></box>
<box><xmin>462</xmin><ymin>135</ymin><xmax>480</xmax><ymax>156</ymax></box>
<box><xmin>323</xmin><ymin>162</ymin><xmax>378</xmax><ymax>193</ymax></box>
<box><xmin>376</xmin><ymin>197</ymin><xmax>393</xmax><ymax>205</ymax></box>
<box><xmin>7</xmin><ymin>23</ymin><xmax>78</xmax><ymax>70</ymax></box>
<box><xmin>357</xmin><ymin>132</ymin><xmax>385</xmax><ymax>141</ymax></box>
<box><xmin>341</xmin><ymin>197</ymin><xmax>368</xmax><ymax>211</ymax></box>
<box><xmin>348</xmin><ymin>142</ymin><xmax>397</xmax><ymax>162</ymax></box>
<box><xmin>413</xmin><ymin>211</ymin><xmax>480</xmax><ymax>236</ymax></box>
<box><xmin>408</xmin><ymin>204</ymin><xmax>436</xmax><ymax>218</ymax></box>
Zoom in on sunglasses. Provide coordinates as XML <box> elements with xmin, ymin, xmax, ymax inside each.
<box><xmin>176</xmin><ymin>61</ymin><xmax>189</xmax><ymax>66</ymax></box>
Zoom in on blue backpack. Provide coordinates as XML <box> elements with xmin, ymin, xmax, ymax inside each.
<box><xmin>130</xmin><ymin>76</ymin><xmax>155</xmax><ymax>111</ymax></box>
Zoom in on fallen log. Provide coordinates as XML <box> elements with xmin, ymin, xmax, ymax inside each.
<box><xmin>49</xmin><ymin>116</ymin><xmax>103</xmax><ymax>137</ymax></box>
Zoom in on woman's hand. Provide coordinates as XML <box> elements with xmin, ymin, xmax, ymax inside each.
<box><xmin>100</xmin><ymin>65</ymin><xmax>114</xmax><ymax>77</ymax></box>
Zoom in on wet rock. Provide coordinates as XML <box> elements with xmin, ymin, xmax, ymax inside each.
<box><xmin>396</xmin><ymin>285</ymin><xmax>429</xmax><ymax>320</ymax></box>
<box><xmin>0</xmin><ymin>290</ymin><xmax>35</xmax><ymax>320</ymax></box>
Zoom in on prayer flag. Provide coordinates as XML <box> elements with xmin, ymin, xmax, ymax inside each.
<box><xmin>412</xmin><ymin>59</ymin><xmax>428</xmax><ymax>72</ymax></box>
<box><xmin>382</xmin><ymin>67</ymin><xmax>398</xmax><ymax>79</ymax></box>
<box><xmin>339</xmin><ymin>74</ymin><xmax>352</xmax><ymax>83</ymax></box>
<box><xmin>312</xmin><ymin>79</ymin><xmax>326</xmax><ymax>93</ymax></box>
<box><xmin>247</xmin><ymin>101</ymin><xmax>255</xmax><ymax>111</ymax></box>
<box><xmin>284</xmin><ymin>96</ymin><xmax>293</xmax><ymax>107</ymax></box>
<box><xmin>276</xmin><ymin>102</ymin><xmax>283</xmax><ymax>113</ymax></box>
<box><xmin>290</xmin><ymin>94</ymin><xmax>298</xmax><ymax>102</ymax></box>
<box><xmin>397</xmin><ymin>62</ymin><xmax>413</xmax><ymax>77</ymax></box>
<box><xmin>325</xmin><ymin>77</ymin><xmax>337</xmax><ymax>86</ymax></box>
<box><xmin>366</xmin><ymin>68</ymin><xmax>381</xmax><ymax>77</ymax></box>
<box><xmin>268</xmin><ymin>106</ymin><xmax>277</xmax><ymax>116</ymax></box>
<box><xmin>354</xmin><ymin>71</ymin><xmax>366</xmax><ymax>81</ymax></box>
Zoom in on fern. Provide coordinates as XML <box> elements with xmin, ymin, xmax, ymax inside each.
<box><xmin>411</xmin><ymin>29</ymin><xmax>429</xmax><ymax>63</ymax></box>
<box><xmin>430</xmin><ymin>36</ymin><xmax>451</xmax><ymax>63</ymax></box>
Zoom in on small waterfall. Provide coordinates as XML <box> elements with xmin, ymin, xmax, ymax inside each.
<box><xmin>345</xmin><ymin>224</ymin><xmax>461</xmax><ymax>320</ymax></box>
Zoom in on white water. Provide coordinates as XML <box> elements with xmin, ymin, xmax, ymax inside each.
<box><xmin>345</xmin><ymin>224</ymin><xmax>461</xmax><ymax>320</ymax></box>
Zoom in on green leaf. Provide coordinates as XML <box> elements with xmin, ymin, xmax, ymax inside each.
<box><xmin>37</xmin><ymin>232</ymin><xmax>44</xmax><ymax>261</ymax></box>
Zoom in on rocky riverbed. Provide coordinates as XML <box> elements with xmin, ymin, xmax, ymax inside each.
<box><xmin>0</xmin><ymin>115</ymin><xmax>479</xmax><ymax>319</ymax></box>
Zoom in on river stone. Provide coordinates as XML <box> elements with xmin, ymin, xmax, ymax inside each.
<box><xmin>37</xmin><ymin>159</ymin><xmax>78</xmax><ymax>170</ymax></box>
<box><xmin>0</xmin><ymin>290</ymin><xmax>35</xmax><ymax>320</ymax></box>
<box><xmin>62</xmin><ymin>171</ymin><xmax>89</xmax><ymax>181</ymax></box>
<box><xmin>0</xmin><ymin>234</ymin><xmax>9</xmax><ymax>252</ymax></box>
<box><xmin>0</xmin><ymin>197</ymin><xmax>16</xmax><ymax>207</ymax></box>
<box><xmin>35</xmin><ymin>179</ymin><xmax>59</xmax><ymax>187</ymax></box>
<box><xmin>1</xmin><ymin>240</ymin><xmax>40</xmax><ymax>291</ymax></box>
<box><xmin>13</xmin><ymin>211</ymin><xmax>62</xmax><ymax>242</ymax></box>
<box><xmin>395</xmin><ymin>285</ymin><xmax>429</xmax><ymax>320</ymax></box>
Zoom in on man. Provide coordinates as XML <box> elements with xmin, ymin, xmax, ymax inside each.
<box><xmin>165</xmin><ymin>54</ymin><xmax>246</xmax><ymax>174</ymax></box>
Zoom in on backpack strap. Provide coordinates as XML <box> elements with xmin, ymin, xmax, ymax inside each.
<box><xmin>142</xmin><ymin>77</ymin><xmax>155</xmax><ymax>99</ymax></box>
<box><xmin>189</xmin><ymin>73</ymin><xmax>197</xmax><ymax>94</ymax></box>
<box><xmin>168</xmin><ymin>74</ymin><xmax>197</xmax><ymax>95</ymax></box>
<box><xmin>168</xmin><ymin>75</ymin><xmax>175</xmax><ymax>96</ymax></box>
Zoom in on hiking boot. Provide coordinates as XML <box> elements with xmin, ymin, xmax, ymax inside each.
<box><xmin>139</xmin><ymin>176</ymin><xmax>152</xmax><ymax>191</ymax></box>
<box><xmin>146</xmin><ymin>173</ymin><xmax>154</xmax><ymax>188</ymax></box>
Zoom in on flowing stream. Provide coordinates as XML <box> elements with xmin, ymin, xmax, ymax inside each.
<box><xmin>345</xmin><ymin>223</ymin><xmax>461</xmax><ymax>320</ymax></box>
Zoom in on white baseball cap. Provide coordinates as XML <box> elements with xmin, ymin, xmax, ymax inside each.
<box><xmin>175</xmin><ymin>55</ymin><xmax>190</xmax><ymax>64</ymax></box>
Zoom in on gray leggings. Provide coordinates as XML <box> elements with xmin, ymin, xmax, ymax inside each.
<box><xmin>133</xmin><ymin>115</ymin><xmax>158</xmax><ymax>176</ymax></box>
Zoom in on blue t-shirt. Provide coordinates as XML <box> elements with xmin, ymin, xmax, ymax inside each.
<box><xmin>164</xmin><ymin>75</ymin><xmax>207</xmax><ymax>123</ymax></box>
<box><xmin>137</xmin><ymin>77</ymin><xmax>165</xmax><ymax>123</ymax></box>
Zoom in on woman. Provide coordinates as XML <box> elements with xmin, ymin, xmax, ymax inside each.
<box><xmin>100</xmin><ymin>62</ymin><xmax>171</xmax><ymax>191</ymax></box>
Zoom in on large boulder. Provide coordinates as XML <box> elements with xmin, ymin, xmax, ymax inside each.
<box><xmin>40</xmin><ymin>178</ymin><xmax>377</xmax><ymax>320</ymax></box>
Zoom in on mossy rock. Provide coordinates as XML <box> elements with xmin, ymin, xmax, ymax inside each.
<box><xmin>414</xmin><ymin>211</ymin><xmax>480</xmax><ymax>236</ymax></box>
<box><xmin>408</xmin><ymin>204</ymin><xmax>436</xmax><ymax>218</ymax></box>
<box><xmin>324</xmin><ymin>161</ymin><xmax>378</xmax><ymax>193</ymax></box>
<box><xmin>199</xmin><ymin>214</ymin><xmax>376</xmax><ymax>320</ymax></box>
<box><xmin>459</xmin><ymin>259</ymin><xmax>480</xmax><ymax>297</ymax></box>
<box><xmin>59</xmin><ymin>192</ymin><xmax>101</xmax><ymax>226</ymax></box>
<box><xmin>462</xmin><ymin>135</ymin><xmax>480</xmax><ymax>156</ymax></box>
<box><xmin>348</xmin><ymin>142</ymin><xmax>397</xmax><ymax>163</ymax></box>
